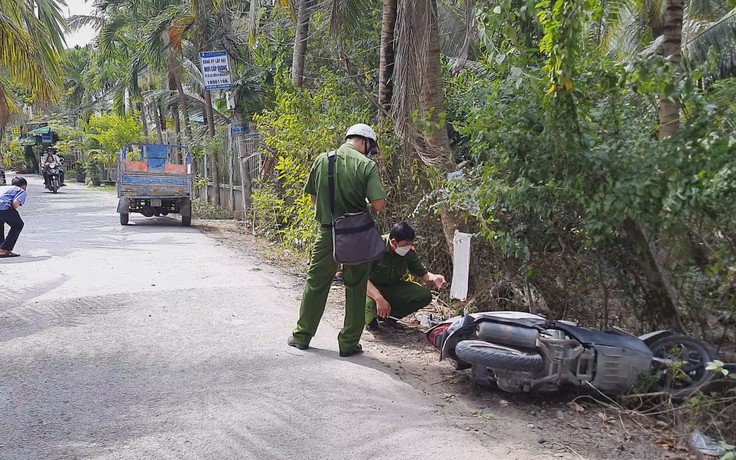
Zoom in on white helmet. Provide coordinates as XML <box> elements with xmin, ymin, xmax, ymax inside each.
<box><xmin>345</xmin><ymin>123</ymin><xmax>377</xmax><ymax>142</ymax></box>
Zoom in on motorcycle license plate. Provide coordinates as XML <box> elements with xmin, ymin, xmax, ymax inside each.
<box><xmin>150</xmin><ymin>199</ymin><xmax>162</xmax><ymax>207</ymax></box>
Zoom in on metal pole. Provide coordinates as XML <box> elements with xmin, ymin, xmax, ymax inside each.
<box><xmin>203</xmin><ymin>152</ymin><xmax>209</xmax><ymax>203</ymax></box>
<box><xmin>228</xmin><ymin>128</ymin><xmax>234</xmax><ymax>212</ymax></box>
<box><xmin>237</xmin><ymin>138</ymin><xmax>247</xmax><ymax>221</ymax></box>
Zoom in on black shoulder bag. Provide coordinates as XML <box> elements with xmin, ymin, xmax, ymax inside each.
<box><xmin>327</xmin><ymin>151</ymin><xmax>385</xmax><ymax>265</ymax></box>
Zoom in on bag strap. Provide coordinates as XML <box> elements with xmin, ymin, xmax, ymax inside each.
<box><xmin>327</xmin><ymin>151</ymin><xmax>336</xmax><ymax>217</ymax></box>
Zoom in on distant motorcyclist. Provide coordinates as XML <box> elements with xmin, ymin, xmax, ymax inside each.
<box><xmin>41</xmin><ymin>148</ymin><xmax>65</xmax><ymax>189</ymax></box>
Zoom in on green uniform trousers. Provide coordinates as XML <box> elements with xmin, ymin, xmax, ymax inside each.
<box><xmin>365</xmin><ymin>281</ymin><xmax>432</xmax><ymax>324</ymax></box>
<box><xmin>293</xmin><ymin>227</ymin><xmax>370</xmax><ymax>353</ymax></box>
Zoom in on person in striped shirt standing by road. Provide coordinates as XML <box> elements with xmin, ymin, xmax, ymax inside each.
<box><xmin>0</xmin><ymin>176</ymin><xmax>28</xmax><ymax>258</ymax></box>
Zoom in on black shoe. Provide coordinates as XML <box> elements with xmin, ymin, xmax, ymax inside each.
<box><xmin>366</xmin><ymin>318</ymin><xmax>381</xmax><ymax>332</ymax></box>
<box><xmin>383</xmin><ymin>317</ymin><xmax>405</xmax><ymax>330</ymax></box>
<box><xmin>287</xmin><ymin>336</ymin><xmax>309</xmax><ymax>350</ymax></box>
<box><xmin>339</xmin><ymin>343</ymin><xmax>363</xmax><ymax>357</ymax></box>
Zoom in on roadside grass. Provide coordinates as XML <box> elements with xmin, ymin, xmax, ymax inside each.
<box><xmin>87</xmin><ymin>184</ymin><xmax>116</xmax><ymax>192</ymax></box>
<box><xmin>192</xmin><ymin>198</ymin><xmax>242</xmax><ymax>220</ymax></box>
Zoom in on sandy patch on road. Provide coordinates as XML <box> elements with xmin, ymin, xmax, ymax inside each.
<box><xmin>196</xmin><ymin>219</ymin><xmax>689</xmax><ymax>460</ymax></box>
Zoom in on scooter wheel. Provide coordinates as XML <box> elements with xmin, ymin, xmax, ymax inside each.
<box><xmin>120</xmin><ymin>213</ymin><xmax>129</xmax><ymax>225</ymax></box>
<box><xmin>649</xmin><ymin>335</ymin><xmax>719</xmax><ymax>399</ymax></box>
<box><xmin>455</xmin><ymin>340</ymin><xmax>544</xmax><ymax>373</ymax></box>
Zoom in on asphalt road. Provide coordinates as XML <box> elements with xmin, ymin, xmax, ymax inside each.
<box><xmin>0</xmin><ymin>176</ymin><xmax>501</xmax><ymax>459</ymax></box>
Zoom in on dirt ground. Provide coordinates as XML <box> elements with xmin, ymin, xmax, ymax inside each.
<box><xmin>196</xmin><ymin>219</ymin><xmax>703</xmax><ymax>460</ymax></box>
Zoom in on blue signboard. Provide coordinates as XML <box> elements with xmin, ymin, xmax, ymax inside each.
<box><xmin>231</xmin><ymin>123</ymin><xmax>249</xmax><ymax>134</ymax></box>
<box><xmin>41</xmin><ymin>133</ymin><xmax>52</xmax><ymax>143</ymax></box>
<box><xmin>200</xmin><ymin>51</ymin><xmax>231</xmax><ymax>90</ymax></box>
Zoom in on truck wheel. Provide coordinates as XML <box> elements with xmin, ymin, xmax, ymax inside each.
<box><xmin>120</xmin><ymin>213</ymin><xmax>129</xmax><ymax>225</ymax></box>
<box><xmin>181</xmin><ymin>201</ymin><xmax>192</xmax><ymax>226</ymax></box>
<box><xmin>455</xmin><ymin>340</ymin><xmax>545</xmax><ymax>373</ymax></box>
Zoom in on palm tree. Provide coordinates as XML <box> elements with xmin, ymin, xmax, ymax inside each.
<box><xmin>63</xmin><ymin>46</ymin><xmax>95</xmax><ymax>117</ymax></box>
<box><xmin>393</xmin><ymin>0</ymin><xmax>460</xmax><ymax>250</ymax></box>
<box><xmin>660</xmin><ymin>0</ymin><xmax>684</xmax><ymax>138</ymax></box>
<box><xmin>292</xmin><ymin>0</ymin><xmax>313</xmax><ymax>86</ymax></box>
<box><xmin>162</xmin><ymin>0</ymin><xmax>228</xmax><ymax>204</ymax></box>
<box><xmin>684</xmin><ymin>7</ymin><xmax>736</xmax><ymax>79</ymax></box>
<box><xmin>70</xmin><ymin>0</ymin><xmax>194</xmax><ymax>142</ymax></box>
<box><xmin>583</xmin><ymin>0</ymin><xmax>736</xmax><ymax>330</ymax></box>
<box><xmin>593</xmin><ymin>0</ymin><xmax>731</xmax><ymax>137</ymax></box>
<box><xmin>0</xmin><ymin>0</ymin><xmax>66</xmax><ymax>127</ymax></box>
<box><xmin>69</xmin><ymin>1</ymin><xmax>147</xmax><ymax>125</ymax></box>
<box><xmin>595</xmin><ymin>0</ymin><xmax>729</xmax><ymax>55</ymax></box>
<box><xmin>379</xmin><ymin>0</ymin><xmax>398</xmax><ymax>114</ymax></box>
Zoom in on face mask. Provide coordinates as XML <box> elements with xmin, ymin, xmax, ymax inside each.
<box><xmin>395</xmin><ymin>245</ymin><xmax>411</xmax><ymax>257</ymax></box>
<box><xmin>366</xmin><ymin>139</ymin><xmax>379</xmax><ymax>157</ymax></box>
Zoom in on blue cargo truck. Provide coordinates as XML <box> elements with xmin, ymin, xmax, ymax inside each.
<box><xmin>116</xmin><ymin>143</ymin><xmax>193</xmax><ymax>226</ymax></box>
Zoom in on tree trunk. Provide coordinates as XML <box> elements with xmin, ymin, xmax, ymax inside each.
<box><xmin>418</xmin><ymin>0</ymin><xmax>455</xmax><ymax>173</ymax></box>
<box><xmin>236</xmin><ymin>131</ymin><xmax>252</xmax><ymax>218</ymax></box>
<box><xmin>232</xmin><ymin>112</ymin><xmax>252</xmax><ymax>216</ymax></box>
<box><xmin>171</xmin><ymin>104</ymin><xmax>182</xmax><ymax>146</ymax></box>
<box><xmin>158</xmin><ymin>102</ymin><xmax>167</xmax><ymax>131</ymax></box>
<box><xmin>291</xmin><ymin>0</ymin><xmax>312</xmax><ymax>87</ymax></box>
<box><xmin>659</xmin><ymin>0</ymin><xmax>683</xmax><ymax>139</ymax></box>
<box><xmin>155</xmin><ymin>103</ymin><xmax>164</xmax><ymax>144</ymax></box>
<box><xmin>175</xmin><ymin>78</ymin><xmax>193</xmax><ymax>142</ymax></box>
<box><xmin>418</xmin><ymin>0</ymin><xmax>461</xmax><ymax>251</ymax></box>
<box><xmin>378</xmin><ymin>0</ymin><xmax>398</xmax><ymax>115</ymax></box>
<box><xmin>168</xmin><ymin>54</ymin><xmax>193</xmax><ymax>143</ymax></box>
<box><xmin>167</xmin><ymin>74</ymin><xmax>182</xmax><ymax>146</ymax></box>
<box><xmin>622</xmin><ymin>0</ymin><xmax>685</xmax><ymax>332</ymax></box>
<box><xmin>138</xmin><ymin>102</ymin><xmax>149</xmax><ymax>137</ymax></box>
<box><xmin>451</xmin><ymin>0</ymin><xmax>475</xmax><ymax>75</ymax></box>
<box><xmin>0</xmin><ymin>86</ymin><xmax>10</xmax><ymax>128</ymax></box>
<box><xmin>393</xmin><ymin>0</ymin><xmax>463</xmax><ymax>254</ymax></box>
<box><xmin>168</xmin><ymin>78</ymin><xmax>186</xmax><ymax>172</ymax></box>
<box><xmin>204</xmin><ymin>90</ymin><xmax>216</xmax><ymax>139</ymax></box>
<box><xmin>624</xmin><ymin>218</ymin><xmax>684</xmax><ymax>331</ymax></box>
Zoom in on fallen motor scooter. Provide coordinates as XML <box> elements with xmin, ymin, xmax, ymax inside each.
<box><xmin>427</xmin><ymin>312</ymin><xmax>719</xmax><ymax>398</ymax></box>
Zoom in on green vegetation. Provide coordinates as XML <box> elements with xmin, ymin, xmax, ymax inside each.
<box><xmin>1</xmin><ymin>140</ymin><xmax>25</xmax><ymax>170</ymax></box>
<box><xmin>86</xmin><ymin>113</ymin><xmax>146</xmax><ymax>179</ymax></box>
<box><xmin>0</xmin><ymin>0</ymin><xmax>66</xmax><ymax>126</ymax></box>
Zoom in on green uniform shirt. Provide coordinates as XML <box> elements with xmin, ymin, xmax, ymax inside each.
<box><xmin>369</xmin><ymin>235</ymin><xmax>429</xmax><ymax>287</ymax></box>
<box><xmin>305</xmin><ymin>143</ymin><xmax>387</xmax><ymax>226</ymax></box>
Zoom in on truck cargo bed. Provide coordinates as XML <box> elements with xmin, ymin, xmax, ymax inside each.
<box><xmin>117</xmin><ymin>173</ymin><xmax>192</xmax><ymax>198</ymax></box>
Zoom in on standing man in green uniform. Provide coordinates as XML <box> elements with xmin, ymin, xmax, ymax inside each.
<box><xmin>289</xmin><ymin>124</ymin><xmax>387</xmax><ymax>357</ymax></box>
<box><xmin>365</xmin><ymin>221</ymin><xmax>447</xmax><ymax>330</ymax></box>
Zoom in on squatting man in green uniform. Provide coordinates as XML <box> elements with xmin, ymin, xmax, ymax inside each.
<box><xmin>365</xmin><ymin>221</ymin><xmax>447</xmax><ymax>331</ymax></box>
<box><xmin>288</xmin><ymin>123</ymin><xmax>387</xmax><ymax>357</ymax></box>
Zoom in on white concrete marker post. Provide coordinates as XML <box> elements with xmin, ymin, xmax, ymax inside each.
<box><xmin>450</xmin><ymin>230</ymin><xmax>472</xmax><ymax>301</ymax></box>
